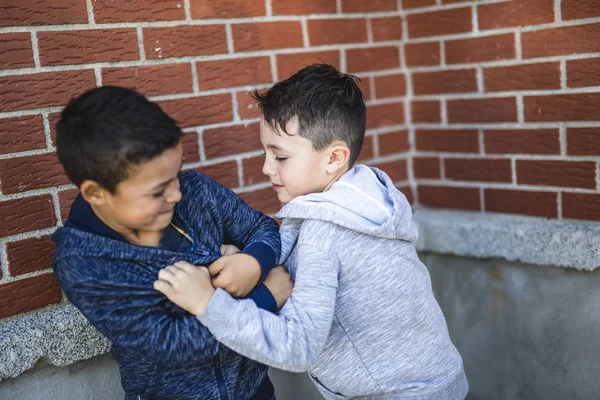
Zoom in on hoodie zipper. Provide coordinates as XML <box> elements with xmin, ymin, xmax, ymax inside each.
<box><xmin>213</xmin><ymin>354</ymin><xmax>229</xmax><ymax>400</ymax></box>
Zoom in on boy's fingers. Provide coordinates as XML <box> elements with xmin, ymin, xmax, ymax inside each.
<box><xmin>154</xmin><ymin>280</ymin><xmax>173</xmax><ymax>295</ymax></box>
<box><xmin>172</xmin><ymin>261</ymin><xmax>195</xmax><ymax>272</ymax></box>
<box><xmin>208</xmin><ymin>260</ymin><xmax>224</xmax><ymax>277</ymax></box>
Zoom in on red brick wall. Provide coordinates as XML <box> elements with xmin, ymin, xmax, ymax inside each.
<box><xmin>0</xmin><ymin>0</ymin><xmax>599</xmax><ymax>320</ymax></box>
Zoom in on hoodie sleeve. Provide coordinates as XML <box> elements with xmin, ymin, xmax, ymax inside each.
<box><xmin>197</xmin><ymin>243</ymin><xmax>339</xmax><ymax>372</ymax></box>
<box><xmin>54</xmin><ymin>256</ymin><xmax>219</xmax><ymax>367</ymax></box>
<box><xmin>207</xmin><ymin>177</ymin><xmax>281</xmax><ymax>282</ymax></box>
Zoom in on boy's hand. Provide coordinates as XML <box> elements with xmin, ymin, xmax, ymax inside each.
<box><xmin>220</xmin><ymin>244</ymin><xmax>240</xmax><ymax>256</ymax></box>
<box><xmin>263</xmin><ymin>266</ymin><xmax>293</xmax><ymax>310</ymax></box>
<box><xmin>209</xmin><ymin>253</ymin><xmax>261</xmax><ymax>297</ymax></box>
<box><xmin>154</xmin><ymin>261</ymin><xmax>215</xmax><ymax>316</ymax></box>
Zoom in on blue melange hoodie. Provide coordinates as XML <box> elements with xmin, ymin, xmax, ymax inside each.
<box><xmin>197</xmin><ymin>165</ymin><xmax>469</xmax><ymax>400</ymax></box>
<box><xmin>52</xmin><ymin>171</ymin><xmax>280</xmax><ymax>400</ymax></box>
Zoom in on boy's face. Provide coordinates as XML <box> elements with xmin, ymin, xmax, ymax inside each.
<box><xmin>90</xmin><ymin>143</ymin><xmax>183</xmax><ymax>235</ymax></box>
<box><xmin>260</xmin><ymin>118</ymin><xmax>331</xmax><ymax>204</ymax></box>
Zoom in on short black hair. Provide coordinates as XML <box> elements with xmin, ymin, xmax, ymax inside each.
<box><xmin>253</xmin><ymin>63</ymin><xmax>366</xmax><ymax>166</ymax></box>
<box><xmin>56</xmin><ymin>86</ymin><xmax>183</xmax><ymax>193</ymax></box>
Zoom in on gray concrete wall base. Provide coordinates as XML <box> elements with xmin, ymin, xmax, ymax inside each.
<box><xmin>423</xmin><ymin>253</ymin><xmax>600</xmax><ymax>400</ymax></box>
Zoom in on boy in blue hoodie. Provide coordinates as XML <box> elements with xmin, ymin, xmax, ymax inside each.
<box><xmin>51</xmin><ymin>86</ymin><xmax>292</xmax><ymax>400</ymax></box>
<box><xmin>155</xmin><ymin>64</ymin><xmax>469</xmax><ymax>400</ymax></box>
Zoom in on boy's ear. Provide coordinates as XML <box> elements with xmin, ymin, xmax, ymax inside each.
<box><xmin>325</xmin><ymin>141</ymin><xmax>351</xmax><ymax>174</ymax></box>
<box><xmin>80</xmin><ymin>180</ymin><xmax>110</xmax><ymax>206</ymax></box>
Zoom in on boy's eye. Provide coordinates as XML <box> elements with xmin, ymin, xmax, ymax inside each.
<box><xmin>275</xmin><ymin>157</ymin><xmax>287</xmax><ymax>161</ymax></box>
<box><xmin>261</xmin><ymin>151</ymin><xmax>266</xmax><ymax>156</ymax></box>
<box><xmin>152</xmin><ymin>191</ymin><xmax>165</xmax><ymax>198</ymax></box>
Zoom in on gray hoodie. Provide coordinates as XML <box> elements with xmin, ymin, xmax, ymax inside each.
<box><xmin>198</xmin><ymin>165</ymin><xmax>468</xmax><ymax>400</ymax></box>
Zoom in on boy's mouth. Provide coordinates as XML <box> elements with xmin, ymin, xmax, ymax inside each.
<box><xmin>272</xmin><ymin>184</ymin><xmax>284</xmax><ymax>191</ymax></box>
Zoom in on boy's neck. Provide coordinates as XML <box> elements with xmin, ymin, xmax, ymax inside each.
<box><xmin>322</xmin><ymin>165</ymin><xmax>350</xmax><ymax>193</ymax></box>
<box><xmin>90</xmin><ymin>204</ymin><xmax>167</xmax><ymax>247</ymax></box>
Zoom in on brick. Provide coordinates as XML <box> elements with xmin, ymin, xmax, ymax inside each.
<box><xmin>524</xmin><ymin>93</ymin><xmax>600</xmax><ymax>122</ymax></box>
<box><xmin>443</xmin><ymin>0</ymin><xmax>470</xmax><ymax>3</ymax></box>
<box><xmin>196</xmin><ymin>57</ymin><xmax>272</xmax><ymax>90</ymax></box>
<box><xmin>411</xmin><ymin>101</ymin><xmax>441</xmax><ymax>123</ymax></box>
<box><xmin>413</xmin><ymin>69</ymin><xmax>477</xmax><ymax>95</ymax></box>
<box><xmin>94</xmin><ymin>0</ymin><xmax>185</xmax><ymax>22</ymax></box>
<box><xmin>0</xmin><ymin>71</ymin><xmax>95</xmax><ymax>113</ymax></box>
<box><xmin>446</xmin><ymin>34</ymin><xmax>515</xmax><ymax>65</ymax></box>
<box><xmin>0</xmin><ymin>115</ymin><xmax>46</xmax><ymax>155</ymax></box>
<box><xmin>272</xmin><ymin>0</ymin><xmax>336</xmax><ymax>14</ymax></box>
<box><xmin>182</xmin><ymin>131</ymin><xmax>200</xmax><ymax>163</ymax></box>
<box><xmin>484</xmin><ymin>129</ymin><xmax>560</xmax><ymax>155</ymax></box>
<box><xmin>232</xmin><ymin>22</ymin><xmax>303</xmax><ymax>52</ymax></box>
<box><xmin>239</xmin><ymin>188</ymin><xmax>281</xmax><ymax>214</ymax></box>
<box><xmin>308</xmin><ymin>19</ymin><xmax>367</xmax><ymax>46</ymax></box>
<box><xmin>522</xmin><ymin>23</ymin><xmax>600</xmax><ymax>59</ymax></box>
<box><xmin>407</xmin><ymin>8</ymin><xmax>472</xmax><ymax>39</ymax></box>
<box><xmin>237</xmin><ymin>91</ymin><xmax>262</xmax><ymax>119</ymax></box>
<box><xmin>144</xmin><ymin>26</ymin><xmax>227</xmax><ymax>59</ymax></box>
<box><xmin>413</xmin><ymin>157</ymin><xmax>440</xmax><ymax>179</ymax></box>
<box><xmin>356</xmin><ymin>77</ymin><xmax>372</xmax><ymax>101</ymax></box>
<box><xmin>448</xmin><ymin>97</ymin><xmax>517</xmax><ymax>123</ymax></box>
<box><xmin>445</xmin><ymin>158</ymin><xmax>512</xmax><ymax>183</ymax></box>
<box><xmin>567</xmin><ymin>128</ymin><xmax>600</xmax><ymax>156</ymax></box>
<box><xmin>358</xmin><ymin>135</ymin><xmax>375</xmax><ymax>161</ymax></box>
<box><xmin>563</xmin><ymin>193</ymin><xmax>600</xmax><ymax>221</ymax></box>
<box><xmin>404</xmin><ymin>42</ymin><xmax>440</xmax><ymax>67</ymax></box>
<box><xmin>374</xmin><ymin>74</ymin><xmax>406</xmax><ymax>98</ymax></box>
<box><xmin>0</xmin><ymin>195</ymin><xmax>55</xmax><ymax>237</ymax></box>
<box><xmin>342</xmin><ymin>0</ymin><xmax>397</xmax><ymax>12</ymax></box>
<box><xmin>374</xmin><ymin>159</ymin><xmax>408</xmax><ymax>182</ymax></box>
<box><xmin>517</xmin><ymin>160</ymin><xmax>596</xmax><ymax>189</ymax></box>
<box><xmin>378</xmin><ymin>130</ymin><xmax>409</xmax><ymax>156</ymax></box>
<box><xmin>48</xmin><ymin>112</ymin><xmax>61</xmax><ymax>146</ymax></box>
<box><xmin>195</xmin><ymin>161</ymin><xmax>239</xmax><ymax>189</ymax></box>
<box><xmin>397</xmin><ymin>185</ymin><xmax>414</xmax><ymax>204</ymax></box>
<box><xmin>416</xmin><ymin>129</ymin><xmax>479</xmax><ymax>153</ymax></box>
<box><xmin>0</xmin><ymin>153</ymin><xmax>69</xmax><ymax>194</ymax></box>
<box><xmin>484</xmin><ymin>62</ymin><xmax>560</xmax><ymax>92</ymax></box>
<box><xmin>6</xmin><ymin>236</ymin><xmax>55</xmax><ymax>276</ymax></box>
<box><xmin>561</xmin><ymin>0</ymin><xmax>600</xmax><ymax>20</ymax></box>
<box><xmin>485</xmin><ymin>189</ymin><xmax>557</xmax><ymax>218</ymax></box>
<box><xmin>418</xmin><ymin>185</ymin><xmax>481</xmax><ymax>211</ymax></box>
<box><xmin>0</xmin><ymin>1</ymin><xmax>87</xmax><ymax>26</ymax></box>
<box><xmin>366</xmin><ymin>102</ymin><xmax>405</xmax><ymax>129</ymax></box>
<box><xmin>190</xmin><ymin>0</ymin><xmax>265</xmax><ymax>18</ymax></box>
<box><xmin>371</xmin><ymin>17</ymin><xmax>403</xmax><ymax>41</ymax></box>
<box><xmin>159</xmin><ymin>94</ymin><xmax>232</xmax><ymax>128</ymax></box>
<box><xmin>567</xmin><ymin>58</ymin><xmax>600</xmax><ymax>88</ymax></box>
<box><xmin>38</xmin><ymin>29</ymin><xmax>138</xmax><ymax>66</ymax></box>
<box><xmin>243</xmin><ymin>156</ymin><xmax>268</xmax><ymax>186</ymax></box>
<box><xmin>102</xmin><ymin>64</ymin><xmax>193</xmax><ymax>97</ymax></box>
<box><xmin>478</xmin><ymin>0</ymin><xmax>554</xmax><ymax>30</ymax></box>
<box><xmin>204</xmin><ymin>122</ymin><xmax>261</xmax><ymax>159</ymax></box>
<box><xmin>276</xmin><ymin>50</ymin><xmax>340</xmax><ymax>81</ymax></box>
<box><xmin>403</xmin><ymin>0</ymin><xmax>436</xmax><ymax>9</ymax></box>
<box><xmin>0</xmin><ymin>33</ymin><xmax>33</xmax><ymax>69</ymax></box>
<box><xmin>346</xmin><ymin>46</ymin><xmax>400</xmax><ymax>73</ymax></box>
<box><xmin>58</xmin><ymin>189</ymin><xmax>79</xmax><ymax>223</ymax></box>
<box><xmin>0</xmin><ymin>273</ymin><xmax>62</xmax><ymax>319</ymax></box>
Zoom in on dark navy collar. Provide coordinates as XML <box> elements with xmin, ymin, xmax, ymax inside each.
<box><xmin>65</xmin><ymin>194</ymin><xmax>128</xmax><ymax>242</ymax></box>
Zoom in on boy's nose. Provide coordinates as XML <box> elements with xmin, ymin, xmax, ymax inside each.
<box><xmin>167</xmin><ymin>180</ymin><xmax>182</xmax><ymax>203</ymax></box>
<box><xmin>262</xmin><ymin>158</ymin><xmax>275</xmax><ymax>177</ymax></box>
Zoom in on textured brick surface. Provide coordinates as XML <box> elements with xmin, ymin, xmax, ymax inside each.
<box><xmin>38</xmin><ymin>29</ymin><xmax>139</xmax><ymax>66</ymax></box>
<box><xmin>203</xmin><ymin>123</ymin><xmax>261</xmax><ymax>159</ymax></box>
<box><xmin>308</xmin><ymin>19</ymin><xmax>367</xmax><ymax>46</ymax></box>
<box><xmin>371</xmin><ymin>17</ymin><xmax>402</xmax><ymax>41</ymax></box>
<box><xmin>272</xmin><ymin>0</ymin><xmax>336</xmax><ymax>15</ymax></box>
<box><xmin>182</xmin><ymin>131</ymin><xmax>200</xmax><ymax>163</ymax></box>
<box><xmin>522</xmin><ymin>23</ymin><xmax>600</xmax><ymax>58</ymax></box>
<box><xmin>378</xmin><ymin>130</ymin><xmax>409</xmax><ymax>156</ymax></box>
<box><xmin>484</xmin><ymin>129</ymin><xmax>560</xmax><ymax>155</ymax></box>
<box><xmin>374</xmin><ymin>74</ymin><xmax>406</xmax><ymax>98</ymax></box>
<box><xmin>407</xmin><ymin>8</ymin><xmax>472</xmax><ymax>38</ymax></box>
<box><xmin>567</xmin><ymin>58</ymin><xmax>600</xmax><ymax>88</ymax></box>
<box><xmin>478</xmin><ymin>0</ymin><xmax>554</xmax><ymax>30</ymax></box>
<box><xmin>413</xmin><ymin>69</ymin><xmax>477</xmax><ymax>95</ymax></box>
<box><xmin>567</xmin><ymin>128</ymin><xmax>600</xmax><ymax>156</ymax></box>
<box><xmin>58</xmin><ymin>189</ymin><xmax>79</xmax><ymax>223</ymax></box>
<box><xmin>373</xmin><ymin>159</ymin><xmax>408</xmax><ymax>183</ymax></box>
<box><xmin>517</xmin><ymin>161</ymin><xmax>597</xmax><ymax>189</ymax></box>
<box><xmin>0</xmin><ymin>33</ymin><xmax>33</xmax><ymax>69</ymax></box>
<box><xmin>239</xmin><ymin>188</ymin><xmax>281</xmax><ymax>214</ymax></box>
<box><xmin>0</xmin><ymin>195</ymin><xmax>55</xmax><ymax>237</ymax></box>
<box><xmin>416</xmin><ymin>129</ymin><xmax>479</xmax><ymax>153</ymax></box>
<box><xmin>405</xmin><ymin>42</ymin><xmax>440</xmax><ymax>67</ymax></box>
<box><xmin>6</xmin><ymin>236</ymin><xmax>56</xmax><ymax>276</ymax></box>
<box><xmin>0</xmin><ymin>115</ymin><xmax>46</xmax><ymax>155</ymax></box>
<box><xmin>243</xmin><ymin>156</ymin><xmax>268</xmax><ymax>186</ymax></box>
<box><xmin>0</xmin><ymin>0</ymin><xmax>88</xmax><ymax>26</ymax></box>
<box><xmin>159</xmin><ymin>95</ymin><xmax>232</xmax><ymax>128</ymax></box>
<box><xmin>102</xmin><ymin>64</ymin><xmax>194</xmax><ymax>96</ymax></box>
<box><xmin>418</xmin><ymin>185</ymin><xmax>481</xmax><ymax>211</ymax></box>
<box><xmin>196</xmin><ymin>57</ymin><xmax>272</xmax><ymax>90</ymax></box>
<box><xmin>0</xmin><ymin>273</ymin><xmax>62</xmax><ymax>319</ymax></box>
<box><xmin>448</xmin><ymin>97</ymin><xmax>518</xmax><ymax>123</ymax></box>
<box><xmin>411</xmin><ymin>101</ymin><xmax>441</xmax><ymax>123</ymax></box>
<box><xmin>190</xmin><ymin>0</ymin><xmax>266</xmax><ymax>18</ymax></box>
<box><xmin>0</xmin><ymin>70</ymin><xmax>96</xmax><ymax>112</ymax></box>
<box><xmin>366</xmin><ymin>102</ymin><xmax>405</xmax><ymax>129</ymax></box>
<box><xmin>276</xmin><ymin>51</ymin><xmax>340</xmax><ymax>81</ymax></box>
<box><xmin>232</xmin><ymin>22</ymin><xmax>303</xmax><ymax>52</ymax></box>
<box><xmin>484</xmin><ymin>62</ymin><xmax>560</xmax><ymax>92</ymax></box>
<box><xmin>0</xmin><ymin>153</ymin><xmax>69</xmax><ymax>194</ymax></box>
<box><xmin>561</xmin><ymin>0</ymin><xmax>600</xmax><ymax>20</ymax></box>
<box><xmin>524</xmin><ymin>94</ymin><xmax>600</xmax><ymax>122</ymax></box>
<box><xmin>195</xmin><ymin>161</ymin><xmax>239</xmax><ymax>189</ymax></box>
<box><xmin>446</xmin><ymin>34</ymin><xmax>515</xmax><ymax>64</ymax></box>
<box><xmin>94</xmin><ymin>0</ymin><xmax>185</xmax><ymax>22</ymax></box>
<box><xmin>144</xmin><ymin>25</ymin><xmax>227</xmax><ymax>59</ymax></box>
<box><xmin>342</xmin><ymin>0</ymin><xmax>397</xmax><ymax>13</ymax></box>
<box><xmin>445</xmin><ymin>158</ymin><xmax>512</xmax><ymax>183</ymax></box>
<box><xmin>413</xmin><ymin>157</ymin><xmax>441</xmax><ymax>179</ymax></box>
<box><xmin>346</xmin><ymin>46</ymin><xmax>400</xmax><ymax>73</ymax></box>
<box><xmin>358</xmin><ymin>136</ymin><xmax>375</xmax><ymax>161</ymax></box>
<box><xmin>563</xmin><ymin>193</ymin><xmax>600</xmax><ymax>221</ymax></box>
<box><xmin>236</xmin><ymin>91</ymin><xmax>263</xmax><ymax>119</ymax></box>
<box><xmin>485</xmin><ymin>189</ymin><xmax>558</xmax><ymax>218</ymax></box>
<box><xmin>403</xmin><ymin>0</ymin><xmax>436</xmax><ymax>9</ymax></box>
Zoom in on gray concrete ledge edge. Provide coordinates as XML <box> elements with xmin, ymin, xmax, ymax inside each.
<box><xmin>413</xmin><ymin>207</ymin><xmax>600</xmax><ymax>271</ymax></box>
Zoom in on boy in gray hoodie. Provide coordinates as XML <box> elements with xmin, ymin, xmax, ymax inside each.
<box><xmin>155</xmin><ymin>64</ymin><xmax>469</xmax><ymax>400</ymax></box>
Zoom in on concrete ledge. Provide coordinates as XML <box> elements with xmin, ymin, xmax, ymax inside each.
<box><xmin>413</xmin><ymin>208</ymin><xmax>600</xmax><ymax>271</ymax></box>
<box><xmin>0</xmin><ymin>305</ymin><xmax>109</xmax><ymax>380</ymax></box>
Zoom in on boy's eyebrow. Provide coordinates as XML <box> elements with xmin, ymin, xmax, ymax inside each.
<box><xmin>150</xmin><ymin>160</ymin><xmax>184</xmax><ymax>191</ymax></box>
<box><xmin>266</xmin><ymin>143</ymin><xmax>284</xmax><ymax>151</ymax></box>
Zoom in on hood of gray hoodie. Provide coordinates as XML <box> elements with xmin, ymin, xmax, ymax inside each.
<box><xmin>276</xmin><ymin>165</ymin><xmax>418</xmax><ymax>242</ymax></box>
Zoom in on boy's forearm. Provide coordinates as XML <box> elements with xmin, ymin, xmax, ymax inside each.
<box><xmin>244</xmin><ymin>283</ymin><xmax>278</xmax><ymax>312</ymax></box>
<box><xmin>242</xmin><ymin>242</ymin><xmax>278</xmax><ymax>281</ymax></box>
